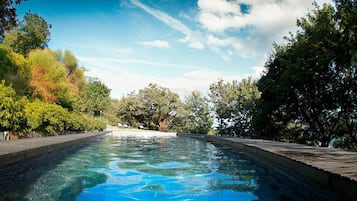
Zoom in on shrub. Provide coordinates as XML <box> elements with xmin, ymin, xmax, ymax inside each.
<box><xmin>0</xmin><ymin>81</ymin><xmax>28</xmax><ymax>134</ymax></box>
<box><xmin>24</xmin><ymin>100</ymin><xmax>69</xmax><ymax>135</ymax></box>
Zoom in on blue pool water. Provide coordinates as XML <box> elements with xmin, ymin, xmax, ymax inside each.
<box><xmin>20</xmin><ymin>134</ymin><xmax>322</xmax><ymax>201</ymax></box>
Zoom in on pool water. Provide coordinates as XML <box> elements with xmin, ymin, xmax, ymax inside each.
<box><xmin>17</xmin><ymin>134</ymin><xmax>323</xmax><ymax>200</ymax></box>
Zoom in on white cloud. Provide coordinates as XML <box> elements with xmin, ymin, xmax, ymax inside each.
<box><xmin>139</xmin><ymin>40</ymin><xmax>170</xmax><ymax>48</ymax></box>
<box><xmin>198</xmin><ymin>0</ymin><xmax>316</xmax><ymax>33</ymax></box>
<box><xmin>81</xmin><ymin>55</ymin><xmax>263</xmax><ymax>99</ymax></box>
<box><xmin>130</xmin><ymin>0</ymin><xmax>205</xmax><ymax>49</ymax></box>
<box><xmin>77</xmin><ymin>56</ymin><xmax>206</xmax><ymax>71</ymax></box>
<box><xmin>130</xmin><ymin>0</ymin><xmax>333</xmax><ymax>60</ymax></box>
<box><xmin>87</xmin><ymin>69</ymin><xmax>248</xmax><ymax>99</ymax></box>
<box><xmin>197</xmin><ymin>0</ymin><xmax>334</xmax><ymax>58</ymax></box>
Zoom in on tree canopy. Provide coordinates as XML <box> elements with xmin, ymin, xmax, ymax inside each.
<box><xmin>0</xmin><ymin>0</ymin><xmax>24</xmax><ymax>40</ymax></box>
<box><xmin>0</xmin><ymin>7</ymin><xmax>106</xmax><ymax>136</ymax></box>
<box><xmin>3</xmin><ymin>12</ymin><xmax>51</xmax><ymax>55</ymax></box>
<box><xmin>256</xmin><ymin>1</ymin><xmax>357</xmax><ymax>148</ymax></box>
<box><xmin>209</xmin><ymin>77</ymin><xmax>260</xmax><ymax>136</ymax></box>
<box><xmin>80</xmin><ymin>79</ymin><xmax>111</xmax><ymax>117</ymax></box>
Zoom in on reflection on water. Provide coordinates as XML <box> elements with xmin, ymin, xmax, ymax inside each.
<box><xmin>19</xmin><ymin>134</ymin><xmax>323</xmax><ymax>201</ymax></box>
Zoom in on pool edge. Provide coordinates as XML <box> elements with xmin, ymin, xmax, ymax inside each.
<box><xmin>178</xmin><ymin>133</ymin><xmax>356</xmax><ymax>201</ymax></box>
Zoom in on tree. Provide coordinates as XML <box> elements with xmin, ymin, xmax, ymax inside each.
<box><xmin>209</xmin><ymin>78</ymin><xmax>260</xmax><ymax>136</ymax></box>
<box><xmin>103</xmin><ymin>99</ymin><xmax>121</xmax><ymax>126</ymax></box>
<box><xmin>116</xmin><ymin>92</ymin><xmax>145</xmax><ymax>128</ymax></box>
<box><xmin>0</xmin><ymin>81</ymin><xmax>27</xmax><ymax>133</ymax></box>
<box><xmin>0</xmin><ymin>44</ymin><xmax>30</xmax><ymax>95</ymax></box>
<box><xmin>3</xmin><ymin>12</ymin><xmax>51</xmax><ymax>55</ymax></box>
<box><xmin>209</xmin><ymin>79</ymin><xmax>238</xmax><ymax>134</ymax></box>
<box><xmin>56</xmin><ymin>50</ymin><xmax>87</xmax><ymax>95</ymax></box>
<box><xmin>27</xmin><ymin>49</ymin><xmax>71</xmax><ymax>105</ymax></box>
<box><xmin>80</xmin><ymin>79</ymin><xmax>111</xmax><ymax>117</ymax></box>
<box><xmin>257</xmin><ymin>1</ymin><xmax>357</xmax><ymax>148</ymax></box>
<box><xmin>138</xmin><ymin>83</ymin><xmax>181</xmax><ymax>131</ymax></box>
<box><xmin>233</xmin><ymin>77</ymin><xmax>260</xmax><ymax>137</ymax></box>
<box><xmin>0</xmin><ymin>0</ymin><xmax>24</xmax><ymax>40</ymax></box>
<box><xmin>181</xmin><ymin>90</ymin><xmax>212</xmax><ymax>134</ymax></box>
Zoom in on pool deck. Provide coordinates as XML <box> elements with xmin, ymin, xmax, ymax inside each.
<box><xmin>0</xmin><ymin>131</ymin><xmax>109</xmax><ymax>167</ymax></box>
<box><xmin>179</xmin><ymin>134</ymin><xmax>357</xmax><ymax>201</ymax></box>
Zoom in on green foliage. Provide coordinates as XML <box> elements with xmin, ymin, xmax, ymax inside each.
<box><xmin>180</xmin><ymin>90</ymin><xmax>212</xmax><ymax>134</ymax></box>
<box><xmin>56</xmin><ymin>49</ymin><xmax>87</xmax><ymax>95</ymax></box>
<box><xmin>0</xmin><ymin>8</ymin><xmax>107</xmax><ymax>137</ymax></box>
<box><xmin>0</xmin><ymin>0</ymin><xmax>24</xmax><ymax>40</ymax></box>
<box><xmin>209</xmin><ymin>77</ymin><xmax>260</xmax><ymax>136</ymax></box>
<box><xmin>0</xmin><ymin>81</ymin><xmax>27</xmax><ymax>132</ymax></box>
<box><xmin>3</xmin><ymin>12</ymin><xmax>51</xmax><ymax>55</ymax></box>
<box><xmin>256</xmin><ymin>1</ymin><xmax>357</xmax><ymax>148</ymax></box>
<box><xmin>24</xmin><ymin>100</ymin><xmax>105</xmax><ymax>135</ymax></box>
<box><xmin>103</xmin><ymin>99</ymin><xmax>121</xmax><ymax>126</ymax></box>
<box><xmin>115</xmin><ymin>84</ymin><xmax>183</xmax><ymax>131</ymax></box>
<box><xmin>138</xmin><ymin>83</ymin><xmax>181</xmax><ymax>131</ymax></box>
<box><xmin>24</xmin><ymin>100</ymin><xmax>68</xmax><ymax>134</ymax></box>
<box><xmin>27</xmin><ymin>48</ymin><xmax>74</xmax><ymax>106</ymax></box>
<box><xmin>116</xmin><ymin>92</ymin><xmax>145</xmax><ymax>128</ymax></box>
<box><xmin>80</xmin><ymin>79</ymin><xmax>111</xmax><ymax>117</ymax></box>
<box><xmin>0</xmin><ymin>45</ymin><xmax>30</xmax><ymax>95</ymax></box>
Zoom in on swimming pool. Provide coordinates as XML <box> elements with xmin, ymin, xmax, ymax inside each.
<box><xmin>4</xmin><ymin>133</ymin><xmax>326</xmax><ymax>200</ymax></box>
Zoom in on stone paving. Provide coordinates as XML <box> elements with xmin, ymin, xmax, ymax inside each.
<box><xmin>223</xmin><ymin>138</ymin><xmax>357</xmax><ymax>181</ymax></box>
<box><xmin>180</xmin><ymin>134</ymin><xmax>357</xmax><ymax>201</ymax></box>
<box><xmin>0</xmin><ymin>131</ymin><xmax>109</xmax><ymax>167</ymax></box>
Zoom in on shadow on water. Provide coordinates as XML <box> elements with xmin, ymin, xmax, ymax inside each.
<box><xmin>0</xmin><ymin>137</ymin><xmax>105</xmax><ymax>201</ymax></box>
<box><xmin>213</xmin><ymin>144</ymin><xmax>338</xmax><ymax>201</ymax></box>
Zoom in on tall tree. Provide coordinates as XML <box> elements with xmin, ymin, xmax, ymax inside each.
<box><xmin>116</xmin><ymin>92</ymin><xmax>145</xmax><ymax>128</ymax></box>
<box><xmin>27</xmin><ymin>49</ymin><xmax>70</xmax><ymax>104</ymax></box>
<box><xmin>257</xmin><ymin>1</ymin><xmax>357</xmax><ymax>148</ymax></box>
<box><xmin>209</xmin><ymin>79</ymin><xmax>238</xmax><ymax>134</ymax></box>
<box><xmin>209</xmin><ymin>78</ymin><xmax>260</xmax><ymax>136</ymax></box>
<box><xmin>3</xmin><ymin>12</ymin><xmax>51</xmax><ymax>55</ymax></box>
<box><xmin>181</xmin><ymin>90</ymin><xmax>212</xmax><ymax>134</ymax></box>
<box><xmin>0</xmin><ymin>44</ymin><xmax>29</xmax><ymax>95</ymax></box>
<box><xmin>56</xmin><ymin>50</ymin><xmax>86</xmax><ymax>94</ymax></box>
<box><xmin>0</xmin><ymin>0</ymin><xmax>24</xmax><ymax>40</ymax></box>
<box><xmin>233</xmin><ymin>77</ymin><xmax>260</xmax><ymax>137</ymax></box>
<box><xmin>80</xmin><ymin>79</ymin><xmax>111</xmax><ymax>117</ymax></box>
<box><xmin>138</xmin><ymin>83</ymin><xmax>181</xmax><ymax>131</ymax></box>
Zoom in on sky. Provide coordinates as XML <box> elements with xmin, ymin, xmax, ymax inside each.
<box><xmin>16</xmin><ymin>0</ymin><xmax>333</xmax><ymax>99</ymax></box>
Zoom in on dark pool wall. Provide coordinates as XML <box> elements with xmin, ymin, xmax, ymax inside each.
<box><xmin>0</xmin><ymin>134</ymin><xmax>106</xmax><ymax>199</ymax></box>
<box><xmin>180</xmin><ymin>134</ymin><xmax>354</xmax><ymax>201</ymax></box>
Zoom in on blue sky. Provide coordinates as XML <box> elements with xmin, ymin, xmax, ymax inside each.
<box><xmin>16</xmin><ymin>0</ymin><xmax>332</xmax><ymax>99</ymax></box>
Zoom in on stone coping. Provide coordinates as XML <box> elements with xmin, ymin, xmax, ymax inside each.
<box><xmin>0</xmin><ymin>131</ymin><xmax>110</xmax><ymax>167</ymax></box>
<box><xmin>178</xmin><ymin>134</ymin><xmax>357</xmax><ymax>201</ymax></box>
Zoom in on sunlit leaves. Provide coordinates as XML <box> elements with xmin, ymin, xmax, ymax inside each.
<box><xmin>0</xmin><ymin>0</ymin><xmax>24</xmax><ymax>39</ymax></box>
<box><xmin>0</xmin><ymin>44</ymin><xmax>29</xmax><ymax>95</ymax></box>
<box><xmin>209</xmin><ymin>77</ymin><xmax>259</xmax><ymax>136</ymax></box>
<box><xmin>0</xmin><ymin>81</ymin><xmax>27</xmax><ymax>132</ymax></box>
<box><xmin>138</xmin><ymin>83</ymin><xmax>181</xmax><ymax>131</ymax></box>
<box><xmin>24</xmin><ymin>99</ymin><xmax>105</xmax><ymax>135</ymax></box>
<box><xmin>181</xmin><ymin>90</ymin><xmax>212</xmax><ymax>134</ymax></box>
<box><xmin>80</xmin><ymin>80</ymin><xmax>111</xmax><ymax>117</ymax></box>
<box><xmin>28</xmin><ymin>48</ymin><xmax>69</xmax><ymax>104</ymax></box>
<box><xmin>3</xmin><ymin>12</ymin><xmax>50</xmax><ymax>55</ymax></box>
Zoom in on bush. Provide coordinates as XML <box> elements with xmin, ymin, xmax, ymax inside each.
<box><xmin>24</xmin><ymin>100</ymin><xmax>69</xmax><ymax>135</ymax></box>
<box><xmin>0</xmin><ymin>81</ymin><xmax>28</xmax><ymax>134</ymax></box>
<box><xmin>24</xmin><ymin>100</ymin><xmax>106</xmax><ymax>135</ymax></box>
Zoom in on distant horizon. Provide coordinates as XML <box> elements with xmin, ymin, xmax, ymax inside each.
<box><xmin>16</xmin><ymin>0</ymin><xmax>333</xmax><ymax>99</ymax></box>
